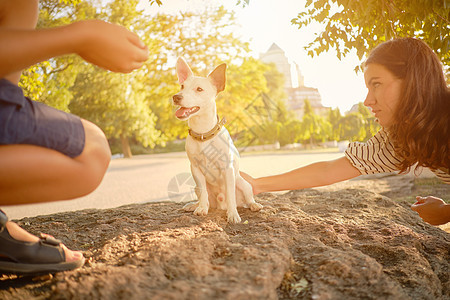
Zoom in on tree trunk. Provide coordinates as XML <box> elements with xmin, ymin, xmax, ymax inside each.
<box><xmin>120</xmin><ymin>134</ymin><xmax>133</xmax><ymax>158</ymax></box>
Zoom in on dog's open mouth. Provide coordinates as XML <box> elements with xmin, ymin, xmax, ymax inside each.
<box><xmin>175</xmin><ymin>106</ymin><xmax>200</xmax><ymax>119</ymax></box>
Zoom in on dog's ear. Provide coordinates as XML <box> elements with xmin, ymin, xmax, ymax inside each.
<box><xmin>208</xmin><ymin>63</ymin><xmax>227</xmax><ymax>93</ymax></box>
<box><xmin>176</xmin><ymin>57</ymin><xmax>193</xmax><ymax>84</ymax></box>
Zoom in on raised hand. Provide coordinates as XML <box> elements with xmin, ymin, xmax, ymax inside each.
<box><xmin>71</xmin><ymin>20</ymin><xmax>149</xmax><ymax>73</ymax></box>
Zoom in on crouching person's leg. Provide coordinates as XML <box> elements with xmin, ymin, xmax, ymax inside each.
<box><xmin>0</xmin><ymin>119</ymin><xmax>110</xmax><ymax>275</ymax></box>
<box><xmin>0</xmin><ymin>119</ymin><xmax>110</xmax><ymax>204</ymax></box>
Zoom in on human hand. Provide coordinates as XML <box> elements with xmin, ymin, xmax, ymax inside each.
<box><xmin>411</xmin><ymin>196</ymin><xmax>450</xmax><ymax>225</ymax></box>
<box><xmin>240</xmin><ymin>171</ymin><xmax>258</xmax><ymax>195</ymax></box>
<box><xmin>70</xmin><ymin>20</ymin><xmax>148</xmax><ymax>73</ymax></box>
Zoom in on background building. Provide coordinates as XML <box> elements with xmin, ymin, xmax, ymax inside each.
<box><xmin>259</xmin><ymin>43</ymin><xmax>293</xmax><ymax>90</ymax></box>
<box><xmin>260</xmin><ymin>43</ymin><xmax>330</xmax><ymax>119</ymax></box>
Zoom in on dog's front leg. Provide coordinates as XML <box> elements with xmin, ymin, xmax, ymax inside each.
<box><xmin>225</xmin><ymin>167</ymin><xmax>241</xmax><ymax>223</ymax></box>
<box><xmin>236</xmin><ymin>175</ymin><xmax>263</xmax><ymax>211</ymax></box>
<box><xmin>191</xmin><ymin>164</ymin><xmax>209</xmax><ymax>216</ymax></box>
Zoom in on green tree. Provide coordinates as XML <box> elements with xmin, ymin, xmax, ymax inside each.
<box><xmin>327</xmin><ymin>107</ymin><xmax>342</xmax><ymax>141</ymax></box>
<box><xmin>19</xmin><ymin>0</ymin><xmax>92</xmax><ymax>110</ymax></box>
<box><xmin>22</xmin><ymin>0</ymin><xmax>164</xmax><ymax>157</ymax></box>
<box><xmin>233</xmin><ymin>62</ymin><xmax>298</xmax><ymax>148</ymax></box>
<box><xmin>300</xmin><ymin>99</ymin><xmax>331</xmax><ymax>146</ymax></box>
<box><xmin>247</xmin><ymin>96</ymin><xmax>298</xmax><ymax>146</ymax></box>
<box><xmin>278</xmin><ymin>119</ymin><xmax>303</xmax><ymax>146</ymax></box>
<box><xmin>69</xmin><ymin>0</ymin><xmax>162</xmax><ymax>157</ymax></box>
<box><xmin>20</xmin><ymin>0</ymin><xmax>290</xmax><ymax>156</ymax></box>
<box><xmin>223</xmin><ymin>59</ymin><xmax>274</xmax><ymax>135</ymax></box>
<box><xmin>338</xmin><ymin>112</ymin><xmax>365</xmax><ymax>142</ymax></box>
<box><xmin>138</xmin><ymin>6</ymin><xmax>254</xmax><ymax>142</ymax></box>
<box><xmin>69</xmin><ymin>67</ymin><xmax>161</xmax><ymax>158</ymax></box>
<box><xmin>357</xmin><ymin>102</ymin><xmax>380</xmax><ymax>141</ymax></box>
<box><xmin>263</xmin><ymin>62</ymin><xmax>287</xmax><ymax>106</ymax></box>
<box><xmin>292</xmin><ymin>0</ymin><xmax>450</xmax><ymax>72</ymax></box>
<box><xmin>304</xmin><ymin>98</ymin><xmax>313</xmax><ymax>115</ymax></box>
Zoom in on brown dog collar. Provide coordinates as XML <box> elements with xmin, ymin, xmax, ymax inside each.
<box><xmin>188</xmin><ymin>116</ymin><xmax>227</xmax><ymax>142</ymax></box>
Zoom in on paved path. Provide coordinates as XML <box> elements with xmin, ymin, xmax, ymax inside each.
<box><xmin>4</xmin><ymin>150</ymin><xmax>345</xmax><ymax>220</ymax></box>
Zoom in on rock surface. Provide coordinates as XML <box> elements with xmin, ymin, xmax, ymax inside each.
<box><xmin>1</xmin><ymin>175</ymin><xmax>449</xmax><ymax>300</ymax></box>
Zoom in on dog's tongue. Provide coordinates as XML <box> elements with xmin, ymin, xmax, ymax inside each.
<box><xmin>175</xmin><ymin>107</ymin><xmax>199</xmax><ymax>119</ymax></box>
<box><xmin>175</xmin><ymin>107</ymin><xmax>188</xmax><ymax>118</ymax></box>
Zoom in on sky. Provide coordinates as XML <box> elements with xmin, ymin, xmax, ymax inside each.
<box><xmin>139</xmin><ymin>0</ymin><xmax>368</xmax><ymax>113</ymax></box>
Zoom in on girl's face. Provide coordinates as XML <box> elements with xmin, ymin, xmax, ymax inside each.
<box><xmin>363</xmin><ymin>63</ymin><xmax>403</xmax><ymax>128</ymax></box>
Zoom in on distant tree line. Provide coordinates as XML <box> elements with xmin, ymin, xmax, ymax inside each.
<box><xmin>236</xmin><ymin>95</ymin><xmax>380</xmax><ymax>149</ymax></box>
<box><xmin>22</xmin><ymin>0</ymin><xmax>384</xmax><ymax>157</ymax></box>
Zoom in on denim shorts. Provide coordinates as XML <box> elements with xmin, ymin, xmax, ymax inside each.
<box><xmin>0</xmin><ymin>78</ymin><xmax>85</xmax><ymax>158</ymax></box>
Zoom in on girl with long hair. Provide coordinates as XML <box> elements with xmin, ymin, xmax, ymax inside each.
<box><xmin>242</xmin><ymin>37</ymin><xmax>450</xmax><ymax>226</ymax></box>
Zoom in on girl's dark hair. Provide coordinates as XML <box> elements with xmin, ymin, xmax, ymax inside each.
<box><xmin>365</xmin><ymin>37</ymin><xmax>449</xmax><ymax>173</ymax></box>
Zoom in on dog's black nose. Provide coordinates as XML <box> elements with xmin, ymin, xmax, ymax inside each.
<box><xmin>172</xmin><ymin>94</ymin><xmax>183</xmax><ymax>105</ymax></box>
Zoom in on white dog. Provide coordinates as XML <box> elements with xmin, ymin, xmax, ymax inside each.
<box><xmin>172</xmin><ymin>57</ymin><xmax>263</xmax><ymax>223</ymax></box>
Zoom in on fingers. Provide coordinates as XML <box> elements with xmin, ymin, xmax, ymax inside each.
<box><xmin>411</xmin><ymin>196</ymin><xmax>425</xmax><ymax>211</ymax></box>
<box><xmin>134</xmin><ymin>47</ymin><xmax>149</xmax><ymax>64</ymax></box>
<box><xmin>411</xmin><ymin>196</ymin><xmax>444</xmax><ymax>211</ymax></box>
<box><xmin>413</xmin><ymin>196</ymin><xmax>425</xmax><ymax>205</ymax></box>
<box><xmin>113</xmin><ymin>35</ymin><xmax>148</xmax><ymax>73</ymax></box>
<box><xmin>120</xmin><ymin>61</ymin><xmax>146</xmax><ymax>74</ymax></box>
<box><xmin>410</xmin><ymin>196</ymin><xmax>448</xmax><ymax>226</ymax></box>
<box><xmin>77</xmin><ymin>20</ymin><xmax>149</xmax><ymax>73</ymax></box>
<box><xmin>127</xmin><ymin>32</ymin><xmax>147</xmax><ymax>50</ymax></box>
<box><xmin>411</xmin><ymin>203</ymin><xmax>420</xmax><ymax>212</ymax></box>
<box><xmin>414</xmin><ymin>196</ymin><xmax>442</xmax><ymax>204</ymax></box>
<box><xmin>107</xmin><ymin>46</ymin><xmax>147</xmax><ymax>73</ymax></box>
<box><xmin>127</xmin><ymin>33</ymin><xmax>149</xmax><ymax>62</ymax></box>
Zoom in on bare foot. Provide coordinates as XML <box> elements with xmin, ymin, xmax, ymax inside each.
<box><xmin>5</xmin><ymin>221</ymin><xmax>83</xmax><ymax>262</ymax></box>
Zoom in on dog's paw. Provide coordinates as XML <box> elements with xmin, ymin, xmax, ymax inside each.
<box><xmin>183</xmin><ymin>201</ymin><xmax>199</xmax><ymax>212</ymax></box>
<box><xmin>249</xmin><ymin>202</ymin><xmax>263</xmax><ymax>212</ymax></box>
<box><xmin>194</xmin><ymin>206</ymin><xmax>209</xmax><ymax>216</ymax></box>
<box><xmin>227</xmin><ymin>211</ymin><xmax>241</xmax><ymax>224</ymax></box>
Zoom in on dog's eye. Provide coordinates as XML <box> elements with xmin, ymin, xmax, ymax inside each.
<box><xmin>197</xmin><ymin>87</ymin><xmax>203</xmax><ymax>92</ymax></box>
<box><xmin>181</xmin><ymin>84</ymin><xmax>184</xmax><ymax>90</ymax></box>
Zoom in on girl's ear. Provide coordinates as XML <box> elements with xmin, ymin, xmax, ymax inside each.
<box><xmin>176</xmin><ymin>57</ymin><xmax>193</xmax><ymax>84</ymax></box>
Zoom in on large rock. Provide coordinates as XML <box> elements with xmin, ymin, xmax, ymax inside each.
<box><xmin>1</xmin><ymin>181</ymin><xmax>449</xmax><ymax>300</ymax></box>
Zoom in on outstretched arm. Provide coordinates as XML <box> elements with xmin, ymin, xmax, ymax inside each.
<box><xmin>0</xmin><ymin>20</ymin><xmax>148</xmax><ymax>79</ymax></box>
<box><xmin>0</xmin><ymin>0</ymin><xmax>148</xmax><ymax>80</ymax></box>
<box><xmin>241</xmin><ymin>156</ymin><xmax>361</xmax><ymax>195</ymax></box>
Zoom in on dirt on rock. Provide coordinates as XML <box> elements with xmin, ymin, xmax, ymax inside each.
<box><xmin>1</xmin><ymin>175</ymin><xmax>449</xmax><ymax>300</ymax></box>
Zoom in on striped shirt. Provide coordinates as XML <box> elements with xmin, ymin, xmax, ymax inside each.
<box><xmin>345</xmin><ymin>129</ymin><xmax>450</xmax><ymax>184</ymax></box>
